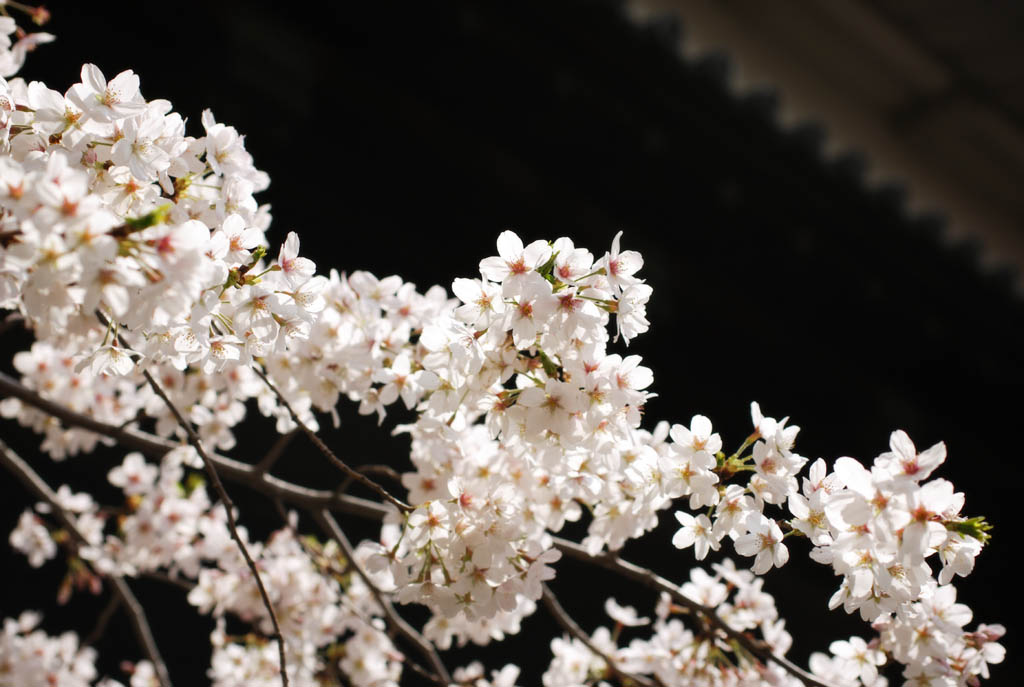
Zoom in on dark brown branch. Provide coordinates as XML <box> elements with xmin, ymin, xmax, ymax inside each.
<box><xmin>268</xmin><ymin>499</ymin><xmax>444</xmax><ymax>685</ymax></box>
<box><xmin>0</xmin><ymin>369</ymin><xmax>173</xmax><ymax>453</ymax></box>
<box><xmin>255</xmin><ymin>429</ymin><xmax>298</xmax><ymax>476</ymax></box>
<box><xmin>0</xmin><ymin>439</ymin><xmax>174</xmax><ymax>687</ymax></box>
<box><xmin>0</xmin><ymin>312</ymin><xmax>24</xmax><ymax>336</ymax></box>
<box><xmin>249</xmin><ymin>364</ymin><xmax>413</xmax><ymax>513</ymax></box>
<box><xmin>83</xmin><ymin>594</ymin><xmax>121</xmax><ymax>647</ymax></box>
<box><xmin>551</xmin><ymin>539</ymin><xmax>834</xmax><ymax>687</ymax></box>
<box><xmin>356</xmin><ymin>464</ymin><xmax>404</xmax><ymax>484</ymax></box>
<box><xmin>267</xmin><ymin>499</ymin><xmax>447</xmax><ymax>685</ymax></box>
<box><xmin>95</xmin><ymin>311</ymin><xmax>290</xmax><ymax>687</ymax></box>
<box><xmin>541</xmin><ymin>584</ymin><xmax>655</xmax><ymax>687</ymax></box>
<box><xmin>138</xmin><ymin>373</ymin><xmax>290</xmax><ymax>685</ymax></box>
<box><xmin>313</xmin><ymin>509</ymin><xmax>451</xmax><ymax>686</ymax></box>
<box><xmin>140</xmin><ymin>569</ymin><xmax>195</xmax><ymax>593</ymax></box>
<box><xmin>0</xmin><ymin>369</ymin><xmax>390</xmax><ymax>519</ymax></box>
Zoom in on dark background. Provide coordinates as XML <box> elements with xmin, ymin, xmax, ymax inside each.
<box><xmin>1</xmin><ymin>1</ymin><xmax>1019</xmax><ymax>684</ymax></box>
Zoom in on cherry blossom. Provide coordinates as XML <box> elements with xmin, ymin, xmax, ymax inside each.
<box><xmin>67</xmin><ymin>64</ymin><xmax>146</xmax><ymax>123</ymax></box>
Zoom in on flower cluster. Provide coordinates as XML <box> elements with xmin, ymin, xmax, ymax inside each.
<box><xmin>666</xmin><ymin>406</ymin><xmax>803</xmax><ymax>570</ymax></box>
<box><xmin>873</xmin><ymin>584</ymin><xmax>1005</xmax><ymax>687</ymax></box>
<box><xmin>0</xmin><ymin>611</ymin><xmax>100</xmax><ymax>687</ymax></box>
<box><xmin>543</xmin><ymin>560</ymin><xmax>803</xmax><ymax>686</ymax></box>
<box><xmin>796</xmin><ymin>431</ymin><xmax>1000</xmax><ymax>685</ymax></box>
<box><xmin>663</xmin><ymin>410</ymin><xmax>1000</xmax><ymax>685</ymax></box>
<box><xmin>193</xmin><ymin>526</ymin><xmax>405</xmax><ymax>687</ymax></box>
<box><xmin>542</xmin><ymin>559</ymin><xmax>1003</xmax><ymax>687</ymax></box>
<box><xmin>352</xmin><ymin>229</ymin><xmax>673</xmax><ymax>628</ymax></box>
<box><xmin>804</xmin><ymin>432</ymin><xmax>982</xmax><ymax>618</ymax></box>
<box><xmin>0</xmin><ymin>48</ymin><xmax>344</xmax><ymax>451</ymax></box>
<box><xmin>9</xmin><ymin>445</ymin><xmax>413</xmax><ymax>686</ymax></box>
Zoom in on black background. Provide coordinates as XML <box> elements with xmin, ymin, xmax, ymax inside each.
<box><xmin>1</xmin><ymin>1</ymin><xmax>1019</xmax><ymax>684</ymax></box>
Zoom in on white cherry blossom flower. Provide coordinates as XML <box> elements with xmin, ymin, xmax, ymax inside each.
<box><xmin>68</xmin><ymin>63</ymin><xmax>146</xmax><ymax>123</ymax></box>
<box><xmin>550</xmin><ymin>236</ymin><xmax>593</xmax><ymax>283</ymax></box>
<box><xmin>479</xmin><ymin>229</ymin><xmax>552</xmax><ymax>292</ymax></box>
<box><xmin>108</xmin><ymin>452</ymin><xmax>159</xmax><ymax>496</ymax></box>
<box><xmin>829</xmin><ymin>636</ymin><xmax>887</xmax><ymax>685</ymax></box>
<box><xmin>110</xmin><ymin>106</ymin><xmax>173</xmax><ymax>181</ymax></box>
<box><xmin>216</xmin><ymin>214</ymin><xmax>264</xmax><ymax>264</ymax></box>
<box><xmin>672</xmin><ymin>511</ymin><xmax>719</xmax><ymax>560</ymax></box>
<box><xmin>452</xmin><ymin>276</ymin><xmax>504</xmax><ymax>328</ymax></box>
<box><xmin>201</xmin><ymin>109</ymin><xmax>255</xmax><ymax>178</ymax></box>
<box><xmin>74</xmin><ymin>342</ymin><xmax>139</xmax><ymax>376</ymax></box>
<box><xmin>601</xmin><ymin>230</ymin><xmax>643</xmax><ymax>293</ymax></box>
<box><xmin>604</xmin><ymin>597</ymin><xmax>650</xmax><ymax>626</ymax></box>
<box><xmin>9</xmin><ymin>510</ymin><xmax>56</xmax><ymax>567</ymax></box>
<box><xmin>876</xmin><ymin>429</ymin><xmax>946</xmax><ymax>483</ymax></box>
<box><xmin>734</xmin><ymin>513</ymin><xmax>788</xmax><ymax>574</ymax></box>
<box><xmin>615</xmin><ymin>281</ymin><xmax>652</xmax><ymax>343</ymax></box>
<box><xmin>504</xmin><ymin>272</ymin><xmax>557</xmax><ymax>347</ymax></box>
<box><xmin>276</xmin><ymin>231</ymin><xmax>316</xmax><ymax>288</ymax></box>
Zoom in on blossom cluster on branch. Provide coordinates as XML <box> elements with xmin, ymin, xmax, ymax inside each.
<box><xmin>0</xmin><ymin>5</ymin><xmax>1005</xmax><ymax>687</ymax></box>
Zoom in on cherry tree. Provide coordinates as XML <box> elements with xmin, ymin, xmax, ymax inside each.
<box><xmin>0</xmin><ymin>4</ymin><xmax>1005</xmax><ymax>687</ymax></box>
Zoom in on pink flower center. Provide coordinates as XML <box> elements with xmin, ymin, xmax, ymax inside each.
<box><xmin>507</xmin><ymin>257</ymin><xmax>528</xmax><ymax>275</ymax></box>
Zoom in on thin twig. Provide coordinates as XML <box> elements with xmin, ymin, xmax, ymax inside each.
<box><xmin>333</xmin><ymin>464</ymin><xmax>402</xmax><ymax>501</ymax></box>
<box><xmin>140</xmin><ymin>371</ymin><xmax>290</xmax><ymax>685</ymax></box>
<box><xmin>95</xmin><ymin>310</ymin><xmax>290</xmax><ymax>687</ymax></box>
<box><xmin>356</xmin><ymin>464</ymin><xmax>404</xmax><ymax>484</ymax></box>
<box><xmin>0</xmin><ymin>312</ymin><xmax>24</xmax><ymax>337</ymax></box>
<box><xmin>140</xmin><ymin>569</ymin><xmax>195</xmax><ymax>593</ymax></box>
<box><xmin>117</xmin><ymin>408</ymin><xmax>145</xmax><ymax>431</ymax></box>
<box><xmin>255</xmin><ymin>428</ymin><xmax>298</xmax><ymax>475</ymax></box>
<box><xmin>541</xmin><ymin>584</ymin><xmax>655</xmax><ymax>687</ymax></box>
<box><xmin>268</xmin><ymin>500</ymin><xmax>445</xmax><ymax>684</ymax></box>
<box><xmin>313</xmin><ymin>509</ymin><xmax>451</xmax><ymax>686</ymax></box>
<box><xmin>0</xmin><ymin>370</ymin><xmax>389</xmax><ymax>519</ymax></box>
<box><xmin>83</xmin><ymin>594</ymin><xmax>121</xmax><ymax>647</ymax></box>
<box><xmin>551</xmin><ymin>539</ymin><xmax>835</xmax><ymax>687</ymax></box>
<box><xmin>397</xmin><ymin>651</ymin><xmax>449</xmax><ymax>684</ymax></box>
<box><xmin>250</xmin><ymin>364</ymin><xmax>413</xmax><ymax>513</ymax></box>
<box><xmin>0</xmin><ymin>439</ymin><xmax>174</xmax><ymax>687</ymax></box>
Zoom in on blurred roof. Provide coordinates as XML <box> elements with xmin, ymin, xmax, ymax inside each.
<box><xmin>630</xmin><ymin>0</ymin><xmax>1024</xmax><ymax>288</ymax></box>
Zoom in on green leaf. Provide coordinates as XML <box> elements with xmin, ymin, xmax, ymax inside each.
<box><xmin>945</xmin><ymin>515</ymin><xmax>993</xmax><ymax>544</ymax></box>
<box><xmin>183</xmin><ymin>473</ymin><xmax>206</xmax><ymax>496</ymax></box>
<box><xmin>538</xmin><ymin>349</ymin><xmax>561</xmax><ymax>379</ymax></box>
<box><xmin>124</xmin><ymin>203</ymin><xmax>172</xmax><ymax>230</ymax></box>
<box><xmin>536</xmin><ymin>248</ymin><xmax>560</xmax><ymax>284</ymax></box>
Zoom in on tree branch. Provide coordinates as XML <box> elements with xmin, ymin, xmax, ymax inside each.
<box><xmin>0</xmin><ymin>369</ymin><xmax>390</xmax><ymax>519</ymax></box>
<box><xmin>0</xmin><ymin>312</ymin><xmax>24</xmax><ymax>337</ymax></box>
<box><xmin>266</xmin><ymin>499</ymin><xmax>446</xmax><ymax>687</ymax></box>
<box><xmin>249</xmin><ymin>363</ymin><xmax>414</xmax><ymax>513</ymax></box>
<box><xmin>255</xmin><ymin>428</ymin><xmax>298</xmax><ymax>476</ymax></box>
<box><xmin>82</xmin><ymin>593</ymin><xmax>121</xmax><ymax>648</ymax></box>
<box><xmin>355</xmin><ymin>464</ymin><xmax>404</xmax><ymax>484</ymax></box>
<box><xmin>312</xmin><ymin>508</ymin><xmax>452</xmax><ymax>686</ymax></box>
<box><xmin>541</xmin><ymin>584</ymin><xmax>656</xmax><ymax>687</ymax></box>
<box><xmin>96</xmin><ymin>311</ymin><xmax>290</xmax><ymax>687</ymax></box>
<box><xmin>551</xmin><ymin>539</ymin><xmax>835</xmax><ymax>687</ymax></box>
<box><xmin>0</xmin><ymin>439</ymin><xmax>174</xmax><ymax>687</ymax></box>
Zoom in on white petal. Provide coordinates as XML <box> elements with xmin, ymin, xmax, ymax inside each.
<box><xmin>81</xmin><ymin>63</ymin><xmax>106</xmax><ymax>93</ymax></box>
<box><xmin>495</xmin><ymin>230</ymin><xmax>523</xmax><ymax>260</ymax></box>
